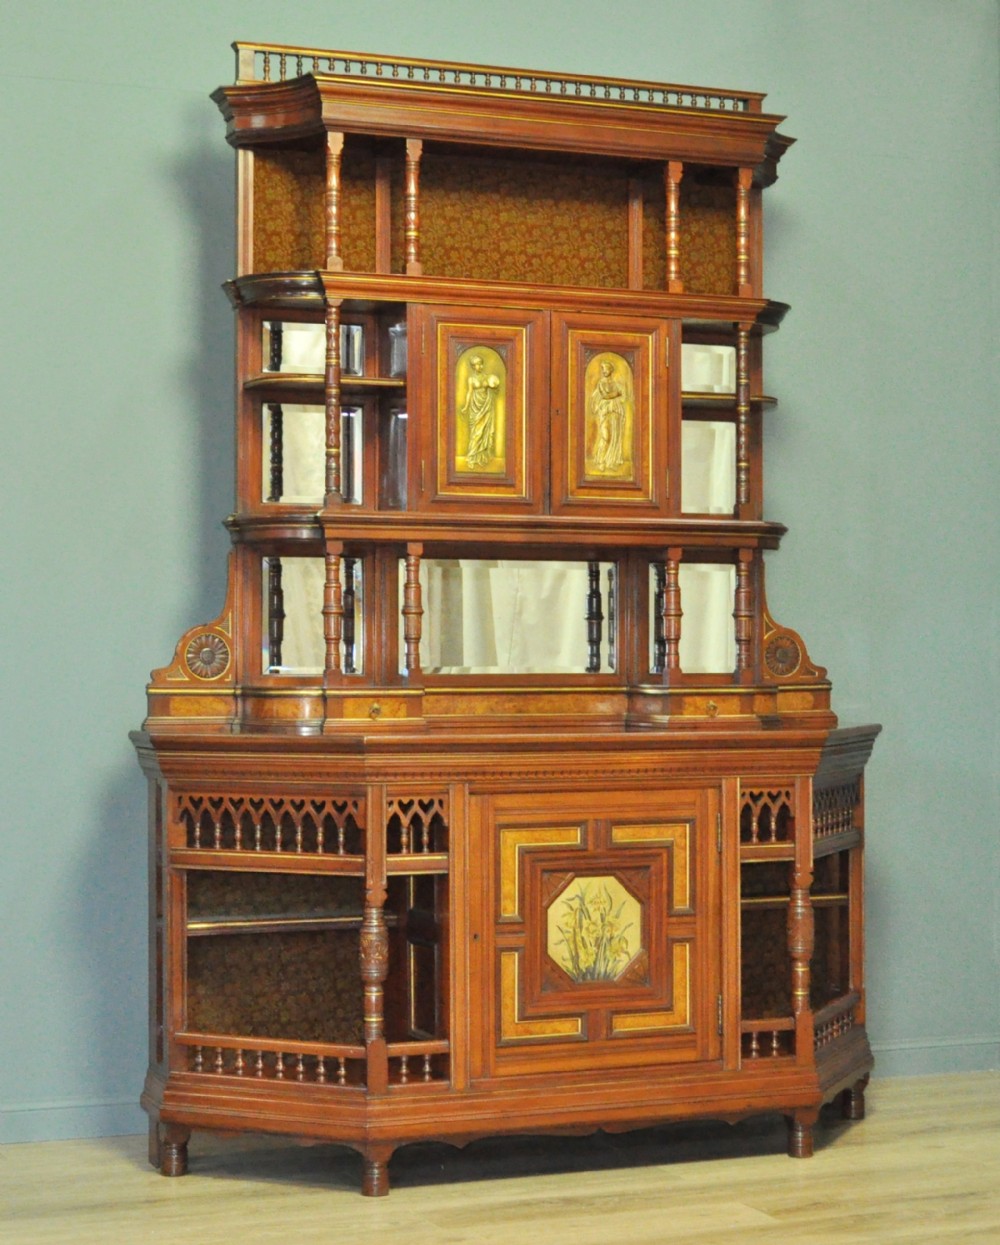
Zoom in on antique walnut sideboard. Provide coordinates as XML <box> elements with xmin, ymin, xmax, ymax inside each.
<box><xmin>132</xmin><ymin>41</ymin><xmax>880</xmax><ymax>1196</ymax></box>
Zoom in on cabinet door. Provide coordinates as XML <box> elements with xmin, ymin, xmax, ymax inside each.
<box><xmin>410</xmin><ymin>305</ymin><xmax>548</xmax><ymax>513</ymax></box>
<box><xmin>550</xmin><ymin>312</ymin><xmax>673</xmax><ymax>515</ymax></box>
<box><xmin>469</xmin><ymin>786</ymin><xmax>721</xmax><ymax>1082</ymax></box>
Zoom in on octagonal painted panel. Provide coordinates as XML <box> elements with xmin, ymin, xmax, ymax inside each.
<box><xmin>546</xmin><ymin>875</ymin><xmax>642</xmax><ymax>984</ymax></box>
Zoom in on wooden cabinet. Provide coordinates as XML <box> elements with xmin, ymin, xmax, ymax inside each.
<box><xmin>133</xmin><ymin>41</ymin><xmax>879</xmax><ymax>1196</ymax></box>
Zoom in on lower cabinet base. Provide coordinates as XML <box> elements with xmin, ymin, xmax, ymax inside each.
<box><xmin>144</xmin><ymin>1048</ymin><xmax>873</xmax><ymax>1196</ymax></box>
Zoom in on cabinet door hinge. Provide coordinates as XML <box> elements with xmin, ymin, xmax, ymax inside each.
<box><xmin>717</xmin><ymin>811</ymin><xmax>722</xmax><ymax>853</ymax></box>
<box><xmin>717</xmin><ymin>993</ymin><xmax>724</xmax><ymax>1035</ymax></box>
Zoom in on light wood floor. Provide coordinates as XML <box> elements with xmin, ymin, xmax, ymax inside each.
<box><xmin>2</xmin><ymin>1073</ymin><xmax>998</xmax><ymax>1244</ymax></box>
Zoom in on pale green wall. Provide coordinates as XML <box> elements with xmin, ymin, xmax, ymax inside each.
<box><xmin>3</xmin><ymin>0</ymin><xmax>998</xmax><ymax>1142</ymax></box>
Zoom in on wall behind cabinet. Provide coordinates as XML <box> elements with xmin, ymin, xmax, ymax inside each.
<box><xmin>2</xmin><ymin>0</ymin><xmax>997</xmax><ymax>1141</ymax></box>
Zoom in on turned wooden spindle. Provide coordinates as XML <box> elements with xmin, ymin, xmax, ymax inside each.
<box><xmin>360</xmin><ymin>888</ymin><xmax>390</xmax><ymax>1096</ymax></box>
<box><xmin>325</xmin><ymin>131</ymin><xmax>345</xmax><ymax>271</ymax></box>
<box><xmin>267</xmin><ymin>319</ymin><xmax>283</xmax><ymax>371</ymax></box>
<box><xmin>606</xmin><ymin>566</ymin><xmax>617</xmax><ymax>672</ymax></box>
<box><xmin>266</xmin><ymin>402</ymin><xmax>284</xmax><ymax>500</ymax></box>
<box><xmin>324</xmin><ymin>303</ymin><xmax>342</xmax><ymax>503</ymax></box>
<box><xmin>736</xmin><ymin>167</ymin><xmax>753</xmax><ymax>297</ymax></box>
<box><xmin>734</xmin><ymin>549</ymin><xmax>753</xmax><ymax>674</ymax></box>
<box><xmin>341</xmin><ymin>408</ymin><xmax>355</xmax><ymax>503</ymax></box>
<box><xmin>322</xmin><ymin>545</ymin><xmax>344</xmax><ymax>675</ymax></box>
<box><xmin>652</xmin><ymin>561</ymin><xmax>667</xmax><ymax>673</ymax></box>
<box><xmin>342</xmin><ymin>556</ymin><xmax>357</xmax><ymax>674</ymax></box>
<box><xmin>736</xmin><ymin>324</ymin><xmax>751</xmax><ymax>507</ymax></box>
<box><xmin>666</xmin><ymin>160</ymin><xmax>684</xmax><ymax>293</ymax></box>
<box><xmin>788</xmin><ymin>859</ymin><xmax>815</xmax><ymax>1020</ymax></box>
<box><xmin>402</xmin><ymin>546</ymin><xmax>423</xmax><ymax>675</ymax></box>
<box><xmin>404</xmin><ymin>138</ymin><xmax>423</xmax><ymax>275</ymax></box>
<box><xmin>663</xmin><ymin>549</ymin><xmax>683</xmax><ymax>673</ymax></box>
<box><xmin>585</xmin><ymin>561</ymin><xmax>603</xmax><ymax>674</ymax></box>
<box><xmin>268</xmin><ymin>557</ymin><xmax>284</xmax><ymax>669</ymax></box>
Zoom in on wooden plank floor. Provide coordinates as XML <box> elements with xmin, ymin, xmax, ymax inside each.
<box><xmin>2</xmin><ymin>1073</ymin><xmax>998</xmax><ymax>1244</ymax></box>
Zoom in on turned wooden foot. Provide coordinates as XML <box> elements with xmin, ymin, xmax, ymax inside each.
<box><xmin>786</xmin><ymin>1110</ymin><xmax>818</xmax><ymax>1158</ymax></box>
<box><xmin>842</xmin><ymin>1074</ymin><xmax>869</xmax><ymax>1121</ymax></box>
<box><xmin>360</xmin><ymin>1145</ymin><xmax>394</xmax><ymax>1197</ymax></box>
<box><xmin>159</xmin><ymin>1125</ymin><xmax>191</xmax><ymax>1176</ymax></box>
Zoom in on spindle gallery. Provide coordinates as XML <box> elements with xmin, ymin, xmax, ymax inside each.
<box><xmin>132</xmin><ymin>40</ymin><xmax>879</xmax><ymax>1197</ymax></box>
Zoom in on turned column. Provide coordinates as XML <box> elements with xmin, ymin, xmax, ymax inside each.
<box><xmin>662</xmin><ymin>547</ymin><xmax>683</xmax><ymax>677</ymax></box>
<box><xmin>404</xmin><ymin>138</ymin><xmax>423</xmax><ymax>276</ymax></box>
<box><xmin>324</xmin><ymin>302</ymin><xmax>342</xmax><ymax>504</ymax></box>
<box><xmin>734</xmin><ymin>549</ymin><xmax>754</xmax><ymax>678</ymax></box>
<box><xmin>402</xmin><ymin>543</ymin><xmax>423</xmax><ymax>676</ymax></box>
<box><xmin>323</xmin><ymin>541</ymin><xmax>344</xmax><ymax>677</ymax></box>
<box><xmin>736</xmin><ymin>323</ymin><xmax>751</xmax><ymax>508</ymax></box>
<box><xmin>666</xmin><ymin>161</ymin><xmax>684</xmax><ymax>293</ymax></box>
<box><xmin>586</xmin><ymin>561</ymin><xmax>604</xmax><ymax>674</ymax></box>
<box><xmin>325</xmin><ymin>131</ymin><xmax>345</xmax><ymax>271</ymax></box>
<box><xmin>736</xmin><ymin>167</ymin><xmax>753</xmax><ymax>297</ymax></box>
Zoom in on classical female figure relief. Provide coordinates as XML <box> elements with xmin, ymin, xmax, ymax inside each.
<box><xmin>585</xmin><ymin>352</ymin><xmax>634</xmax><ymax>478</ymax></box>
<box><xmin>455</xmin><ymin>346</ymin><xmax>506</xmax><ymax>473</ymax></box>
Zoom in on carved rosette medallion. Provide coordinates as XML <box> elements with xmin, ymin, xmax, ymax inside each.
<box><xmin>185</xmin><ymin>633</ymin><xmax>231</xmax><ymax>680</ymax></box>
<box><xmin>764</xmin><ymin>632</ymin><xmax>802</xmax><ymax>678</ymax></box>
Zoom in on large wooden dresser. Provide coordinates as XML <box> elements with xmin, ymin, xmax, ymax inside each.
<box><xmin>133</xmin><ymin>41</ymin><xmax>879</xmax><ymax>1195</ymax></box>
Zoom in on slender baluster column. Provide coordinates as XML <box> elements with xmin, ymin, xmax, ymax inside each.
<box><xmin>325</xmin><ymin>303</ymin><xmax>342</xmax><ymax>503</ymax></box>
<box><xmin>736</xmin><ymin>167</ymin><xmax>753</xmax><ymax>297</ymax></box>
<box><xmin>323</xmin><ymin>542</ymin><xmax>344</xmax><ymax>676</ymax></box>
<box><xmin>325</xmin><ymin>131</ymin><xmax>345</xmax><ymax>271</ymax></box>
<box><xmin>662</xmin><ymin>547</ymin><xmax>683</xmax><ymax>675</ymax></box>
<box><xmin>268</xmin><ymin>557</ymin><xmax>284</xmax><ymax>669</ymax></box>
<box><xmin>267</xmin><ymin>404</ymin><xmax>283</xmax><ymax>501</ymax></box>
<box><xmin>404</xmin><ymin>139</ymin><xmax>423</xmax><ymax>276</ymax></box>
<box><xmin>652</xmin><ymin>561</ymin><xmax>666</xmax><ymax>674</ymax></box>
<box><xmin>585</xmin><ymin>561</ymin><xmax>603</xmax><ymax>673</ymax></box>
<box><xmin>666</xmin><ymin>161</ymin><xmax>684</xmax><ymax>293</ymax></box>
<box><xmin>736</xmin><ymin>324</ymin><xmax>751</xmax><ymax>508</ymax></box>
<box><xmin>734</xmin><ymin>549</ymin><xmax>754</xmax><ymax>677</ymax></box>
<box><xmin>788</xmin><ymin>859</ymin><xmax>815</xmax><ymax>1023</ymax></box>
<box><xmin>606</xmin><ymin>566</ymin><xmax>617</xmax><ymax>673</ymax></box>
<box><xmin>402</xmin><ymin>544</ymin><xmax>423</xmax><ymax>675</ymax></box>
<box><xmin>343</xmin><ymin>557</ymin><xmax>357</xmax><ymax>674</ymax></box>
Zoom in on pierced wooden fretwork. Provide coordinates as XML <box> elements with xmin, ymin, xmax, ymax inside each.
<box><xmin>813</xmin><ymin>782</ymin><xmax>860</xmax><ymax>839</ymax></box>
<box><xmin>385</xmin><ymin>795</ymin><xmax>449</xmax><ymax>855</ymax></box>
<box><xmin>814</xmin><ymin>1000</ymin><xmax>857</xmax><ymax>1050</ymax></box>
<box><xmin>740</xmin><ymin>788</ymin><xmax>794</xmax><ymax>845</ymax></box>
<box><xmin>177</xmin><ymin>793</ymin><xmax>365</xmax><ymax>856</ymax></box>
